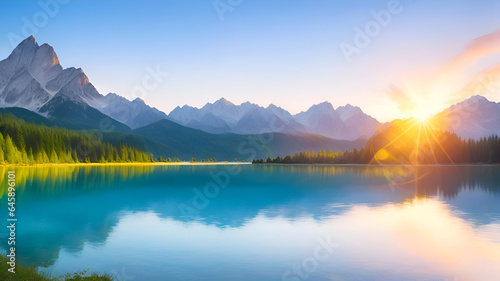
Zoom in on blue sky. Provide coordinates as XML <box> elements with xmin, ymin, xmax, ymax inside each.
<box><xmin>1</xmin><ymin>0</ymin><xmax>499</xmax><ymax>121</ymax></box>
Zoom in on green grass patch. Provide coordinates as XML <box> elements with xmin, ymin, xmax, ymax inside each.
<box><xmin>0</xmin><ymin>255</ymin><xmax>114</xmax><ymax>280</ymax></box>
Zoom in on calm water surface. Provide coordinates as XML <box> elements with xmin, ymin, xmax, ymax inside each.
<box><xmin>1</xmin><ymin>164</ymin><xmax>499</xmax><ymax>281</ymax></box>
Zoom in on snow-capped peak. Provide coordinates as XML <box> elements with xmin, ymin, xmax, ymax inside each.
<box><xmin>214</xmin><ymin>97</ymin><xmax>234</xmax><ymax>106</ymax></box>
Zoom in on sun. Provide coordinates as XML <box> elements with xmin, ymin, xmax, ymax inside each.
<box><xmin>417</xmin><ymin>113</ymin><xmax>431</xmax><ymax>123</ymax></box>
<box><xmin>412</xmin><ymin>103</ymin><xmax>436</xmax><ymax>123</ymax></box>
<box><xmin>414</xmin><ymin>110</ymin><xmax>432</xmax><ymax>123</ymax></box>
<box><xmin>406</xmin><ymin>92</ymin><xmax>446</xmax><ymax>124</ymax></box>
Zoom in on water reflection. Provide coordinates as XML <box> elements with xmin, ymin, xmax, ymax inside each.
<box><xmin>0</xmin><ymin>164</ymin><xmax>499</xmax><ymax>280</ymax></box>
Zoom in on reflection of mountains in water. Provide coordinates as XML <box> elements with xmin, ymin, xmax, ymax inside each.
<box><xmin>2</xmin><ymin>164</ymin><xmax>497</xmax><ymax>200</ymax></box>
<box><xmin>0</xmin><ymin>165</ymin><xmax>498</xmax><ymax>267</ymax></box>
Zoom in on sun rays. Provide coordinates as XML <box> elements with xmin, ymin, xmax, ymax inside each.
<box><xmin>371</xmin><ymin>115</ymin><xmax>456</xmax><ymax>166</ymax></box>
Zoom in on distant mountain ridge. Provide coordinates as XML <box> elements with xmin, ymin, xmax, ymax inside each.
<box><xmin>169</xmin><ymin>98</ymin><xmax>381</xmax><ymax>140</ymax></box>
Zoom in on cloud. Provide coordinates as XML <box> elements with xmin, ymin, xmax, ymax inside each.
<box><xmin>387</xmin><ymin>29</ymin><xmax>500</xmax><ymax>118</ymax></box>
<box><xmin>386</xmin><ymin>85</ymin><xmax>416</xmax><ymax>112</ymax></box>
<box><xmin>449</xmin><ymin>64</ymin><xmax>500</xmax><ymax>104</ymax></box>
<box><xmin>444</xmin><ymin>29</ymin><xmax>500</xmax><ymax>73</ymax></box>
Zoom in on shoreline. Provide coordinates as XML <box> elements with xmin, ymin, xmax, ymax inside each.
<box><xmin>252</xmin><ymin>163</ymin><xmax>500</xmax><ymax>167</ymax></box>
<box><xmin>0</xmin><ymin>162</ymin><xmax>252</xmax><ymax>167</ymax></box>
<box><xmin>0</xmin><ymin>162</ymin><xmax>498</xmax><ymax>167</ymax></box>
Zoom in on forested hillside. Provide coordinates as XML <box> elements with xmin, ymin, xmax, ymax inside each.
<box><xmin>256</xmin><ymin>118</ymin><xmax>500</xmax><ymax>164</ymax></box>
<box><xmin>0</xmin><ymin>113</ymin><xmax>154</xmax><ymax>164</ymax></box>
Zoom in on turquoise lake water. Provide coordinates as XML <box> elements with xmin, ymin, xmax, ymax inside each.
<box><xmin>1</xmin><ymin>164</ymin><xmax>500</xmax><ymax>281</ymax></box>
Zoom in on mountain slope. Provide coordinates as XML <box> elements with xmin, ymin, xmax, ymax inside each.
<box><xmin>435</xmin><ymin>95</ymin><xmax>500</xmax><ymax>139</ymax></box>
<box><xmin>99</xmin><ymin>93</ymin><xmax>168</xmax><ymax>129</ymax></box>
<box><xmin>39</xmin><ymin>94</ymin><xmax>131</xmax><ymax>132</ymax></box>
<box><xmin>134</xmin><ymin>119</ymin><xmax>364</xmax><ymax>160</ymax></box>
<box><xmin>0</xmin><ymin>107</ymin><xmax>56</xmax><ymax>126</ymax></box>
<box><xmin>0</xmin><ymin>67</ymin><xmax>51</xmax><ymax>110</ymax></box>
<box><xmin>294</xmin><ymin>102</ymin><xmax>349</xmax><ymax>139</ymax></box>
<box><xmin>0</xmin><ymin>107</ymin><xmax>177</xmax><ymax>158</ymax></box>
<box><xmin>337</xmin><ymin>104</ymin><xmax>380</xmax><ymax>139</ymax></box>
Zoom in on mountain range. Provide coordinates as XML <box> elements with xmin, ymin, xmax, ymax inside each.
<box><xmin>0</xmin><ymin>36</ymin><xmax>499</xmax><ymax>160</ymax></box>
<box><xmin>1</xmin><ymin>36</ymin><xmax>380</xmax><ymax>140</ymax></box>
<box><xmin>169</xmin><ymin>99</ymin><xmax>381</xmax><ymax>140</ymax></box>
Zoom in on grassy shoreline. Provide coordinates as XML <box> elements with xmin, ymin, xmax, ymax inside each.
<box><xmin>0</xmin><ymin>255</ymin><xmax>113</xmax><ymax>281</ymax></box>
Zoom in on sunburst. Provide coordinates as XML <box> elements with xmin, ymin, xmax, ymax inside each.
<box><xmin>372</xmin><ymin>115</ymin><xmax>455</xmax><ymax>166</ymax></box>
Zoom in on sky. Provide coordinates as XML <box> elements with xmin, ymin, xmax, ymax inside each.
<box><xmin>0</xmin><ymin>0</ymin><xmax>499</xmax><ymax>122</ymax></box>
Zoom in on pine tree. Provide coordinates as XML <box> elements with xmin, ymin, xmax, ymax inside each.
<box><xmin>50</xmin><ymin>149</ymin><xmax>59</xmax><ymax>163</ymax></box>
<box><xmin>0</xmin><ymin>144</ymin><xmax>4</xmax><ymax>164</ymax></box>
<box><xmin>5</xmin><ymin>136</ymin><xmax>18</xmax><ymax>163</ymax></box>
<box><xmin>16</xmin><ymin>129</ymin><xmax>25</xmax><ymax>153</ymax></box>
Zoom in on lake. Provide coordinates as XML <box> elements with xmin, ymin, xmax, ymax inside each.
<box><xmin>1</xmin><ymin>164</ymin><xmax>499</xmax><ymax>281</ymax></box>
